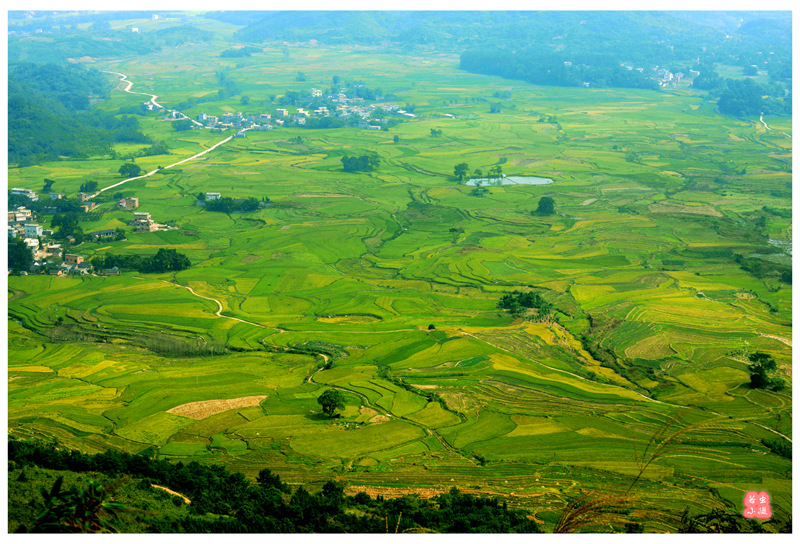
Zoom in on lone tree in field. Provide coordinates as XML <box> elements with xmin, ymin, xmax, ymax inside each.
<box><xmin>748</xmin><ymin>352</ymin><xmax>784</xmax><ymax>390</ymax></box>
<box><xmin>535</xmin><ymin>196</ymin><xmax>556</xmax><ymax>215</ymax></box>
<box><xmin>119</xmin><ymin>163</ymin><xmax>142</xmax><ymax>178</ymax></box>
<box><xmin>453</xmin><ymin>162</ymin><xmax>470</xmax><ymax>181</ymax></box>
<box><xmin>317</xmin><ymin>389</ymin><xmax>345</xmax><ymax>417</ymax></box>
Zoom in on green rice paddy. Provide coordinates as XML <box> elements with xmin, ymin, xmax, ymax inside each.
<box><xmin>7</xmin><ymin>23</ymin><xmax>792</xmax><ymax>528</ymax></box>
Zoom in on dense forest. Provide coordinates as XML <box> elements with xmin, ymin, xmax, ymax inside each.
<box><xmin>8</xmin><ymin>63</ymin><xmax>150</xmax><ymax>166</ymax></box>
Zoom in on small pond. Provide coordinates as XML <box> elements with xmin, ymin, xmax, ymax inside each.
<box><xmin>465</xmin><ymin>175</ymin><xmax>554</xmax><ymax>186</ymax></box>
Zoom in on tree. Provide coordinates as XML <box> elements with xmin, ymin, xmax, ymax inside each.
<box><xmin>43</xmin><ymin>178</ymin><xmax>55</xmax><ymax>192</ymax></box>
<box><xmin>296</xmin><ymin>72</ymin><xmax>306</xmax><ymax>82</ymax></box>
<box><xmin>430</xmin><ymin>128</ymin><xmax>443</xmax><ymax>137</ymax></box>
<box><xmin>488</xmin><ymin>165</ymin><xmax>503</xmax><ymax>179</ymax></box>
<box><xmin>393</xmin><ymin>135</ymin><xmax>400</xmax><ymax>144</ymax></box>
<box><xmin>118</xmin><ymin>163</ymin><xmax>142</xmax><ymax>178</ymax></box>
<box><xmin>79</xmin><ymin>180</ymin><xmax>98</xmax><ymax>193</ymax></box>
<box><xmin>240</xmin><ymin>95</ymin><xmax>250</xmax><ymax>105</ymax></box>
<box><xmin>453</xmin><ymin>162</ymin><xmax>470</xmax><ymax>181</ymax></box>
<box><xmin>748</xmin><ymin>352</ymin><xmax>784</xmax><ymax>390</ymax></box>
<box><xmin>8</xmin><ymin>238</ymin><xmax>33</xmax><ymax>272</ymax></box>
<box><xmin>317</xmin><ymin>389</ymin><xmax>345</xmax><ymax>417</ymax></box>
<box><xmin>535</xmin><ymin>196</ymin><xmax>555</xmax><ymax>215</ymax></box>
<box><xmin>173</xmin><ymin>118</ymin><xmax>194</xmax><ymax>132</ymax></box>
<box><xmin>473</xmin><ymin>168</ymin><xmax>483</xmax><ymax>178</ymax></box>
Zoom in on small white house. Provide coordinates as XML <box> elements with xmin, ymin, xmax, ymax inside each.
<box><xmin>206</xmin><ymin>192</ymin><xmax>221</xmax><ymax>201</ymax></box>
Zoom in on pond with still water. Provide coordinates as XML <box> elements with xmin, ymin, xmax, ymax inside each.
<box><xmin>465</xmin><ymin>175</ymin><xmax>554</xmax><ymax>186</ymax></box>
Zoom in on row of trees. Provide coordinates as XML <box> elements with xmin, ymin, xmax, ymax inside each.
<box><xmin>453</xmin><ymin>162</ymin><xmax>502</xmax><ymax>181</ymax></box>
<box><xmin>91</xmin><ymin>248</ymin><xmax>190</xmax><ymax>274</ymax></box>
<box><xmin>200</xmin><ymin>196</ymin><xmax>265</xmax><ymax>214</ymax></box>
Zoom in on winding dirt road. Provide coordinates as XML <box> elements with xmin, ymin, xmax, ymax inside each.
<box><xmin>91</xmin><ymin>71</ymin><xmax>227</xmax><ymax>198</ymax></box>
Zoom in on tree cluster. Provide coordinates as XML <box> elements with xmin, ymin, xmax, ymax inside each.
<box><xmin>220</xmin><ymin>46</ymin><xmax>262</xmax><ymax>58</ymax></box>
<box><xmin>498</xmin><ymin>290</ymin><xmax>553</xmax><ymax>317</ymax></box>
<box><xmin>91</xmin><ymin>248</ymin><xmax>190</xmax><ymax>274</ymax></box>
<box><xmin>341</xmin><ymin>153</ymin><xmax>380</xmax><ymax>172</ymax></box>
<box><xmin>201</xmin><ymin>196</ymin><xmax>264</xmax><ymax>214</ymax></box>
<box><xmin>460</xmin><ymin>49</ymin><xmax>659</xmax><ymax>91</ymax></box>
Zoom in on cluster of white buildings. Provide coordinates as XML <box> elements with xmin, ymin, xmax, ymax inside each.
<box><xmin>193</xmin><ymin>91</ymin><xmax>413</xmax><ymax>133</ymax></box>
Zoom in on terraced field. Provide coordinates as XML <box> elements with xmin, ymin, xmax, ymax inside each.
<box><xmin>7</xmin><ymin>22</ymin><xmax>792</xmax><ymax>530</ymax></box>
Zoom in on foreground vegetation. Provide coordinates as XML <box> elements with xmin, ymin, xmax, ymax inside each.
<box><xmin>7</xmin><ymin>11</ymin><xmax>792</xmax><ymax>532</ymax></box>
<box><xmin>10</xmin><ymin>439</ymin><xmax>790</xmax><ymax>533</ymax></box>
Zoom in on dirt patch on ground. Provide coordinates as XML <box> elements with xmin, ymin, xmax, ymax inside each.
<box><xmin>360</xmin><ymin>407</ymin><xmax>378</xmax><ymax>416</ymax></box>
<box><xmin>412</xmin><ymin>384</ymin><xmax>438</xmax><ymax>390</ymax></box>
<box><xmin>760</xmin><ymin>333</ymin><xmax>792</xmax><ymax>347</ymax></box>
<box><xmin>168</xmin><ymin>395</ymin><xmax>267</xmax><ymax>420</ymax></box>
<box><xmin>241</xmin><ymin>254</ymin><xmax>261</xmax><ymax>264</ymax></box>
<box><xmin>279</xmin><ymin>225</ymin><xmax>292</xmax><ymax>231</ymax></box>
<box><xmin>581</xmin><ymin>198</ymin><xmax>597</xmax><ymax>206</ymax></box>
<box><xmin>369</xmin><ymin>415</ymin><xmax>390</xmax><ymax>424</ymax></box>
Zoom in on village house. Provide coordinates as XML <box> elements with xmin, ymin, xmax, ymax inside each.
<box><xmin>64</xmin><ymin>254</ymin><xmax>84</xmax><ymax>265</ymax></box>
<box><xmin>77</xmin><ymin>192</ymin><xmax>90</xmax><ymax>202</ymax></box>
<box><xmin>14</xmin><ymin>207</ymin><xmax>33</xmax><ymax>221</ymax></box>
<box><xmin>205</xmin><ymin>192</ymin><xmax>221</xmax><ymax>201</ymax></box>
<box><xmin>11</xmin><ymin>188</ymin><xmax>38</xmax><ymax>201</ymax></box>
<box><xmin>49</xmin><ymin>192</ymin><xmax>64</xmax><ymax>200</ymax></box>
<box><xmin>234</xmin><ymin>130</ymin><xmax>247</xmax><ymax>138</ymax></box>
<box><xmin>23</xmin><ymin>238</ymin><xmax>39</xmax><ymax>254</ymax></box>
<box><xmin>92</xmin><ymin>229</ymin><xmax>117</xmax><ymax>240</ymax></box>
<box><xmin>118</xmin><ymin>197</ymin><xmax>139</xmax><ymax>210</ymax></box>
<box><xmin>103</xmin><ymin>266</ymin><xmax>121</xmax><ymax>276</ymax></box>
<box><xmin>276</xmin><ymin>108</ymin><xmax>288</xmax><ymax>117</ymax></box>
<box><xmin>47</xmin><ymin>243</ymin><xmax>62</xmax><ymax>258</ymax></box>
<box><xmin>311</xmin><ymin>88</ymin><xmax>322</xmax><ymax>97</ymax></box>
<box><xmin>24</xmin><ymin>224</ymin><xmax>43</xmax><ymax>238</ymax></box>
<box><xmin>8</xmin><ymin>226</ymin><xmax>18</xmax><ymax>238</ymax></box>
<box><xmin>130</xmin><ymin>212</ymin><xmax>156</xmax><ymax>232</ymax></box>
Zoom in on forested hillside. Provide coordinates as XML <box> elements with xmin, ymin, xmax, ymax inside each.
<box><xmin>8</xmin><ymin>63</ymin><xmax>150</xmax><ymax>166</ymax></box>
